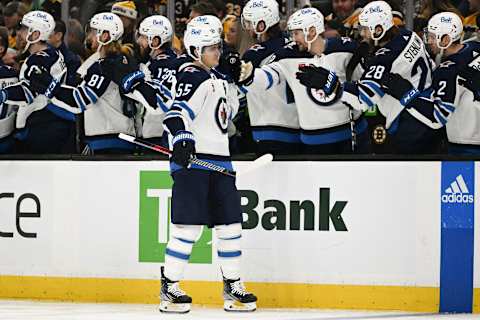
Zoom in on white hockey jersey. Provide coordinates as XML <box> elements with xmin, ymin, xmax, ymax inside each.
<box><xmin>241</xmin><ymin>36</ymin><xmax>300</xmax><ymax>143</ymax></box>
<box><xmin>3</xmin><ymin>46</ymin><xmax>67</xmax><ymax>129</ymax></box>
<box><xmin>247</xmin><ymin>38</ymin><xmax>366</xmax><ymax>145</ymax></box>
<box><xmin>163</xmin><ymin>63</ymin><xmax>239</xmax><ymax>171</ymax></box>
<box><xmin>342</xmin><ymin>28</ymin><xmax>433</xmax><ymax>130</ymax></box>
<box><xmin>407</xmin><ymin>41</ymin><xmax>480</xmax><ymax>146</ymax></box>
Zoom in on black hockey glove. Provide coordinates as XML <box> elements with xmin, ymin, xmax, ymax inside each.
<box><xmin>29</xmin><ymin>66</ymin><xmax>60</xmax><ymax>98</ymax></box>
<box><xmin>380</xmin><ymin>73</ymin><xmax>419</xmax><ymax>107</ymax></box>
<box><xmin>171</xmin><ymin>131</ymin><xmax>196</xmax><ymax>168</ymax></box>
<box><xmin>458</xmin><ymin>66</ymin><xmax>480</xmax><ymax>101</ymax></box>
<box><xmin>223</xmin><ymin>51</ymin><xmax>242</xmax><ymax>83</ymax></box>
<box><xmin>296</xmin><ymin>65</ymin><xmax>340</xmax><ymax>95</ymax></box>
<box><xmin>101</xmin><ymin>55</ymin><xmax>136</xmax><ymax>87</ymax></box>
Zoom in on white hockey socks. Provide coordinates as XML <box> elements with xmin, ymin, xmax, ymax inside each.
<box><xmin>164</xmin><ymin>224</ymin><xmax>203</xmax><ymax>281</ymax></box>
<box><xmin>215</xmin><ymin>223</ymin><xmax>242</xmax><ymax>280</ymax></box>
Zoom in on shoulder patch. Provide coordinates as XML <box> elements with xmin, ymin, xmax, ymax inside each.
<box><xmin>324</xmin><ymin>37</ymin><xmax>357</xmax><ymax>55</ymax></box>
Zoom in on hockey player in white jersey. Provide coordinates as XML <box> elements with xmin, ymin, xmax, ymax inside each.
<box><xmin>0</xmin><ymin>11</ymin><xmax>74</xmax><ymax>154</ymax></box>
<box><xmin>298</xmin><ymin>1</ymin><xmax>439</xmax><ymax>153</ymax></box>
<box><xmin>158</xmin><ymin>22</ymin><xmax>257</xmax><ymax>313</ymax></box>
<box><xmin>380</xmin><ymin>12</ymin><xmax>480</xmax><ymax>154</ymax></box>
<box><xmin>239</xmin><ymin>7</ymin><xmax>369</xmax><ymax>154</ymax></box>
<box><xmin>30</xmin><ymin>12</ymin><xmax>137</xmax><ymax>154</ymax></box>
<box><xmin>237</xmin><ymin>0</ymin><xmax>301</xmax><ymax>154</ymax></box>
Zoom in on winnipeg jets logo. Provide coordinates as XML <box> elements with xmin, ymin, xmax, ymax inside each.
<box><xmin>439</xmin><ymin>60</ymin><xmax>455</xmax><ymax>68</ymax></box>
<box><xmin>307</xmin><ymin>87</ymin><xmax>338</xmax><ymax>106</ymax></box>
<box><xmin>375</xmin><ymin>48</ymin><xmax>390</xmax><ymax>56</ymax></box>
<box><xmin>215</xmin><ymin>97</ymin><xmax>230</xmax><ymax>133</ymax></box>
<box><xmin>249</xmin><ymin>44</ymin><xmax>265</xmax><ymax>51</ymax></box>
<box><xmin>341</xmin><ymin>37</ymin><xmax>352</xmax><ymax>44</ymax></box>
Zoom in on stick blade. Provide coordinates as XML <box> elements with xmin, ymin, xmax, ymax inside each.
<box><xmin>118</xmin><ymin>133</ymin><xmax>135</xmax><ymax>143</ymax></box>
<box><xmin>237</xmin><ymin>153</ymin><xmax>273</xmax><ymax>177</ymax></box>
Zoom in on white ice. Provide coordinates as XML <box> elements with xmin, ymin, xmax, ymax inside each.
<box><xmin>0</xmin><ymin>300</ymin><xmax>478</xmax><ymax>320</ymax></box>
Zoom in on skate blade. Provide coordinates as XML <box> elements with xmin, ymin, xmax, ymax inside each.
<box><xmin>223</xmin><ymin>300</ymin><xmax>256</xmax><ymax>312</ymax></box>
<box><xmin>159</xmin><ymin>301</ymin><xmax>191</xmax><ymax>314</ymax></box>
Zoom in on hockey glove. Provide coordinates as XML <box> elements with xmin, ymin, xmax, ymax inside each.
<box><xmin>101</xmin><ymin>55</ymin><xmax>136</xmax><ymax>87</ymax></box>
<box><xmin>296</xmin><ymin>65</ymin><xmax>340</xmax><ymax>95</ymax></box>
<box><xmin>171</xmin><ymin>131</ymin><xmax>196</xmax><ymax>168</ymax></box>
<box><xmin>223</xmin><ymin>51</ymin><xmax>242</xmax><ymax>83</ymax></box>
<box><xmin>380</xmin><ymin>73</ymin><xmax>419</xmax><ymax>107</ymax></box>
<box><xmin>29</xmin><ymin>66</ymin><xmax>60</xmax><ymax>98</ymax></box>
<box><xmin>121</xmin><ymin>70</ymin><xmax>145</xmax><ymax>94</ymax></box>
<box><xmin>458</xmin><ymin>66</ymin><xmax>480</xmax><ymax>101</ymax></box>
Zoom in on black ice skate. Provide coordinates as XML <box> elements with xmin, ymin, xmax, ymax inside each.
<box><xmin>159</xmin><ymin>266</ymin><xmax>192</xmax><ymax>313</ymax></box>
<box><xmin>223</xmin><ymin>276</ymin><xmax>257</xmax><ymax>312</ymax></box>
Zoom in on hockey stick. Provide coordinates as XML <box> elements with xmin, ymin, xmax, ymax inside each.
<box><xmin>119</xmin><ymin>134</ymin><xmax>274</xmax><ymax>177</ymax></box>
<box><xmin>119</xmin><ymin>133</ymin><xmax>236</xmax><ymax>177</ymax></box>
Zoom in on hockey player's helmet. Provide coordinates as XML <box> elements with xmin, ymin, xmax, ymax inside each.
<box><xmin>426</xmin><ymin>12</ymin><xmax>463</xmax><ymax>50</ymax></box>
<box><xmin>287</xmin><ymin>7</ymin><xmax>325</xmax><ymax>50</ymax></box>
<box><xmin>138</xmin><ymin>15</ymin><xmax>173</xmax><ymax>49</ymax></box>
<box><xmin>241</xmin><ymin>0</ymin><xmax>280</xmax><ymax>34</ymax></box>
<box><xmin>187</xmin><ymin>15</ymin><xmax>223</xmax><ymax>37</ymax></box>
<box><xmin>358</xmin><ymin>1</ymin><xmax>394</xmax><ymax>42</ymax></box>
<box><xmin>89</xmin><ymin>12</ymin><xmax>124</xmax><ymax>47</ymax></box>
<box><xmin>21</xmin><ymin>10</ymin><xmax>55</xmax><ymax>51</ymax></box>
<box><xmin>184</xmin><ymin>20</ymin><xmax>222</xmax><ymax>61</ymax></box>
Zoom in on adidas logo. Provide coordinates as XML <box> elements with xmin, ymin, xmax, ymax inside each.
<box><xmin>441</xmin><ymin>174</ymin><xmax>474</xmax><ymax>204</ymax></box>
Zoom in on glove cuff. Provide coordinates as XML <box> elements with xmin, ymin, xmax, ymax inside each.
<box><xmin>121</xmin><ymin>70</ymin><xmax>145</xmax><ymax>93</ymax></box>
<box><xmin>400</xmin><ymin>88</ymin><xmax>420</xmax><ymax>107</ymax></box>
<box><xmin>45</xmin><ymin>78</ymin><xmax>60</xmax><ymax>99</ymax></box>
<box><xmin>173</xmin><ymin>130</ymin><xmax>195</xmax><ymax>145</ymax></box>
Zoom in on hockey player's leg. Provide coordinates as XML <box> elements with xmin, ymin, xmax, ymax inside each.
<box><xmin>215</xmin><ymin>223</ymin><xmax>257</xmax><ymax>312</ymax></box>
<box><xmin>159</xmin><ymin>224</ymin><xmax>202</xmax><ymax>313</ymax></box>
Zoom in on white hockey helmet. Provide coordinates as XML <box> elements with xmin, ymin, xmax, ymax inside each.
<box><xmin>138</xmin><ymin>15</ymin><xmax>173</xmax><ymax>49</ymax></box>
<box><xmin>184</xmin><ymin>21</ymin><xmax>222</xmax><ymax>61</ymax></box>
<box><xmin>241</xmin><ymin>0</ymin><xmax>280</xmax><ymax>34</ymax></box>
<box><xmin>358</xmin><ymin>1</ymin><xmax>394</xmax><ymax>42</ymax></box>
<box><xmin>426</xmin><ymin>12</ymin><xmax>463</xmax><ymax>50</ymax></box>
<box><xmin>21</xmin><ymin>11</ymin><xmax>55</xmax><ymax>51</ymax></box>
<box><xmin>89</xmin><ymin>12</ymin><xmax>124</xmax><ymax>47</ymax></box>
<box><xmin>287</xmin><ymin>7</ymin><xmax>325</xmax><ymax>51</ymax></box>
<box><xmin>187</xmin><ymin>15</ymin><xmax>223</xmax><ymax>36</ymax></box>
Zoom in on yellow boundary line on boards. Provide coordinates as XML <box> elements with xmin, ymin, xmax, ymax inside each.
<box><xmin>474</xmin><ymin>288</ymin><xmax>480</xmax><ymax>313</ymax></box>
<box><xmin>0</xmin><ymin>275</ymin><xmax>449</xmax><ymax>312</ymax></box>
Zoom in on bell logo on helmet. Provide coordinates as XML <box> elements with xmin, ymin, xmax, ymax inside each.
<box><xmin>103</xmin><ymin>15</ymin><xmax>114</xmax><ymax>20</ymax></box>
<box><xmin>368</xmin><ymin>6</ymin><xmax>382</xmax><ymax>13</ymax></box>
<box><xmin>440</xmin><ymin>17</ymin><xmax>452</xmax><ymax>23</ymax></box>
<box><xmin>301</xmin><ymin>8</ymin><xmax>313</xmax><ymax>14</ymax></box>
<box><xmin>36</xmin><ymin>12</ymin><xmax>47</xmax><ymax>19</ymax></box>
<box><xmin>191</xmin><ymin>29</ymin><xmax>201</xmax><ymax>35</ymax></box>
<box><xmin>196</xmin><ymin>16</ymin><xmax>207</xmax><ymax>22</ymax></box>
<box><xmin>252</xmin><ymin>1</ymin><xmax>264</xmax><ymax>8</ymax></box>
<box><xmin>153</xmin><ymin>19</ymin><xmax>164</xmax><ymax>25</ymax></box>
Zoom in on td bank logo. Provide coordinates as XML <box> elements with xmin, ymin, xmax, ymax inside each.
<box><xmin>139</xmin><ymin>172</ymin><xmax>349</xmax><ymax>263</ymax></box>
<box><xmin>139</xmin><ymin>171</ymin><xmax>212</xmax><ymax>264</ymax></box>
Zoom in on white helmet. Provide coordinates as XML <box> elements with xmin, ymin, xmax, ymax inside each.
<box><xmin>287</xmin><ymin>7</ymin><xmax>325</xmax><ymax>51</ymax></box>
<box><xmin>427</xmin><ymin>12</ymin><xmax>463</xmax><ymax>50</ymax></box>
<box><xmin>89</xmin><ymin>12</ymin><xmax>124</xmax><ymax>48</ymax></box>
<box><xmin>358</xmin><ymin>1</ymin><xmax>394</xmax><ymax>43</ymax></box>
<box><xmin>184</xmin><ymin>22</ymin><xmax>222</xmax><ymax>62</ymax></box>
<box><xmin>138</xmin><ymin>15</ymin><xmax>173</xmax><ymax>49</ymax></box>
<box><xmin>21</xmin><ymin>11</ymin><xmax>55</xmax><ymax>52</ymax></box>
<box><xmin>241</xmin><ymin>0</ymin><xmax>280</xmax><ymax>34</ymax></box>
<box><xmin>187</xmin><ymin>15</ymin><xmax>223</xmax><ymax>36</ymax></box>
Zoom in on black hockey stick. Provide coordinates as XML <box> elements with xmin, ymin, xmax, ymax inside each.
<box><xmin>119</xmin><ymin>133</ymin><xmax>237</xmax><ymax>177</ymax></box>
